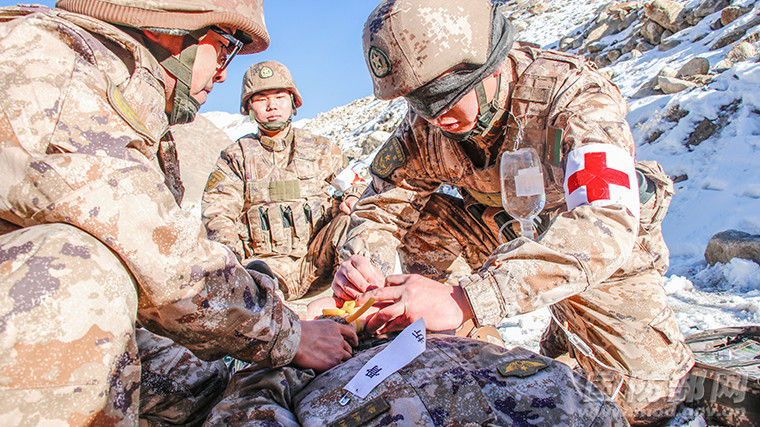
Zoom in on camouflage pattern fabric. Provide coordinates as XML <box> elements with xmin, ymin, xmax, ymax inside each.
<box><xmin>0</xmin><ymin>6</ymin><xmax>300</xmax><ymax>424</ymax></box>
<box><xmin>202</xmin><ymin>128</ymin><xmax>366</xmax><ymax>301</ymax></box>
<box><xmin>342</xmin><ymin>45</ymin><xmax>694</xmax><ymax>423</ymax></box>
<box><xmin>136</xmin><ymin>329</ymin><xmax>229</xmax><ymax>426</ymax></box>
<box><xmin>205</xmin><ymin>335</ymin><xmax>628</xmax><ymax>426</ymax></box>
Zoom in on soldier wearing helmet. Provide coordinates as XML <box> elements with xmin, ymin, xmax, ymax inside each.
<box><xmin>0</xmin><ymin>1</ymin><xmax>356</xmax><ymax>424</ymax></box>
<box><xmin>202</xmin><ymin>61</ymin><xmax>367</xmax><ymax>306</ymax></box>
<box><xmin>331</xmin><ymin>0</ymin><xmax>694</xmax><ymax>423</ymax></box>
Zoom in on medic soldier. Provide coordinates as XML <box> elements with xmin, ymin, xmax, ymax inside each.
<box><xmin>332</xmin><ymin>0</ymin><xmax>694</xmax><ymax>423</ymax></box>
<box><xmin>0</xmin><ymin>1</ymin><xmax>356</xmax><ymax>424</ymax></box>
<box><xmin>202</xmin><ymin>61</ymin><xmax>367</xmax><ymax>304</ymax></box>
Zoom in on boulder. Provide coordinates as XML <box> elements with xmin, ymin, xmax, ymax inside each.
<box><xmin>687</xmin><ymin>0</ymin><xmax>731</xmax><ymax>26</ymax></box>
<box><xmin>362</xmin><ymin>130</ymin><xmax>391</xmax><ymax>156</ymax></box>
<box><xmin>658</xmin><ymin>39</ymin><xmax>681</xmax><ymax>51</ymax></box>
<box><xmin>705</xmin><ymin>230</ymin><xmax>760</xmax><ymax>266</ymax></box>
<box><xmin>715</xmin><ymin>41</ymin><xmax>759</xmax><ymax>72</ymax></box>
<box><xmin>658</xmin><ymin>76</ymin><xmax>697</xmax><ymax>93</ymax></box>
<box><xmin>641</xmin><ymin>19</ymin><xmax>666</xmax><ymax>45</ymax></box>
<box><xmin>720</xmin><ymin>6</ymin><xmax>748</xmax><ymax>27</ymax></box>
<box><xmin>678</xmin><ymin>57</ymin><xmax>710</xmax><ymax>78</ymax></box>
<box><xmin>606</xmin><ymin>49</ymin><xmax>621</xmax><ymax>63</ymax></box>
<box><xmin>644</xmin><ymin>0</ymin><xmax>686</xmax><ymax>33</ymax></box>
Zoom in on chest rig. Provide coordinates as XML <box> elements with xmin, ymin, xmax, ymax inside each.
<box><xmin>456</xmin><ymin>43</ymin><xmax>586</xmax><ymax>241</ymax></box>
<box><xmin>237</xmin><ymin>129</ymin><xmax>331</xmax><ymax>259</ymax></box>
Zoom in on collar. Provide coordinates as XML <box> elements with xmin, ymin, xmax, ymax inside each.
<box><xmin>258</xmin><ymin>127</ymin><xmax>295</xmax><ymax>152</ymax></box>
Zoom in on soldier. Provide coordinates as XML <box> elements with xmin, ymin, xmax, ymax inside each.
<box><xmin>0</xmin><ymin>1</ymin><xmax>356</xmax><ymax>425</ymax></box>
<box><xmin>202</xmin><ymin>61</ymin><xmax>367</xmax><ymax>305</ymax></box>
<box><xmin>332</xmin><ymin>0</ymin><xmax>695</xmax><ymax>424</ymax></box>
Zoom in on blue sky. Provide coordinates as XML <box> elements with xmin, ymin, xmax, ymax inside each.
<box><xmin>8</xmin><ymin>1</ymin><xmax>381</xmax><ymax>119</ymax></box>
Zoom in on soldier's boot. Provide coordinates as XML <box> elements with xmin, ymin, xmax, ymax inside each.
<box><xmin>0</xmin><ymin>224</ymin><xmax>140</xmax><ymax>425</ymax></box>
<box><xmin>137</xmin><ymin>329</ymin><xmax>230</xmax><ymax>426</ymax></box>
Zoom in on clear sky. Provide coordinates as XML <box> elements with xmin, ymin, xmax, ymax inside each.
<box><xmin>8</xmin><ymin>1</ymin><xmax>381</xmax><ymax>120</ymax></box>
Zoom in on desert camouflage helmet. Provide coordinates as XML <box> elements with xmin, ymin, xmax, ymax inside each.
<box><xmin>240</xmin><ymin>61</ymin><xmax>303</xmax><ymax>115</ymax></box>
<box><xmin>362</xmin><ymin>0</ymin><xmax>494</xmax><ymax>100</ymax></box>
<box><xmin>56</xmin><ymin>0</ymin><xmax>269</xmax><ymax>53</ymax></box>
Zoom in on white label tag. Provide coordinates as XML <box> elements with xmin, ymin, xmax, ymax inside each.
<box><xmin>515</xmin><ymin>167</ymin><xmax>544</xmax><ymax>197</ymax></box>
<box><xmin>343</xmin><ymin>318</ymin><xmax>426</xmax><ymax>399</ymax></box>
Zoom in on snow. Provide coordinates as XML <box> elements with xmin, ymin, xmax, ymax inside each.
<box><xmin>201</xmin><ymin>0</ymin><xmax>759</xmax><ymax>423</ymax></box>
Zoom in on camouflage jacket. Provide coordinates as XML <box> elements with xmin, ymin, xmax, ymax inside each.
<box><xmin>0</xmin><ymin>6</ymin><xmax>299</xmax><ymax>367</ymax></box>
<box><xmin>202</xmin><ymin>127</ymin><xmax>365</xmax><ymax>261</ymax></box>
<box><xmin>342</xmin><ymin>45</ymin><xmax>694</xmax><ymax>379</ymax></box>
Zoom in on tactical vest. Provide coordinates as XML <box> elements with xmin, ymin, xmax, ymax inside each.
<box><xmin>238</xmin><ymin>129</ymin><xmax>334</xmax><ymax>259</ymax></box>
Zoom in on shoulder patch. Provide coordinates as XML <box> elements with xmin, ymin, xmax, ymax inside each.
<box><xmin>107</xmin><ymin>82</ymin><xmax>154</xmax><ymax>142</ymax></box>
<box><xmin>371</xmin><ymin>136</ymin><xmax>405</xmax><ymax>178</ymax></box>
<box><xmin>497</xmin><ymin>358</ymin><xmax>549</xmax><ymax>378</ymax></box>
<box><xmin>204</xmin><ymin>170</ymin><xmax>225</xmax><ymax>192</ymax></box>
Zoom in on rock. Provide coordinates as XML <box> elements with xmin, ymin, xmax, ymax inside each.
<box><xmin>585</xmin><ymin>23</ymin><xmax>610</xmax><ymax>46</ymax></box>
<box><xmin>529</xmin><ymin>1</ymin><xmax>549</xmax><ymax>15</ymax></box>
<box><xmin>559</xmin><ymin>37</ymin><xmax>574</xmax><ymax>51</ymax></box>
<box><xmin>711</xmin><ymin>15</ymin><xmax>760</xmax><ymax>50</ymax></box>
<box><xmin>641</xmin><ymin>19</ymin><xmax>666</xmax><ymax>45</ymax></box>
<box><xmin>705</xmin><ymin>230</ymin><xmax>760</xmax><ymax>266</ymax></box>
<box><xmin>659</xmin><ymin>66</ymin><xmax>678</xmax><ymax>78</ymax></box>
<box><xmin>683</xmin><ymin>74</ymin><xmax>715</xmax><ymax>86</ymax></box>
<box><xmin>678</xmin><ymin>57</ymin><xmax>710</xmax><ymax>78</ymax></box>
<box><xmin>587</xmin><ymin>42</ymin><xmax>606</xmax><ymax>54</ymax></box>
<box><xmin>644</xmin><ymin>0</ymin><xmax>686</xmax><ymax>33</ymax></box>
<box><xmin>362</xmin><ymin>130</ymin><xmax>391</xmax><ymax>156</ymax></box>
<box><xmin>606</xmin><ymin>49</ymin><xmax>621</xmax><ymax>63</ymax></box>
<box><xmin>598</xmin><ymin>68</ymin><xmax>615</xmax><ymax>80</ymax></box>
<box><xmin>514</xmin><ymin>20</ymin><xmax>530</xmax><ymax>32</ymax></box>
<box><xmin>630</xmin><ymin>49</ymin><xmax>643</xmax><ymax>58</ymax></box>
<box><xmin>658</xmin><ymin>39</ymin><xmax>681</xmax><ymax>51</ymax></box>
<box><xmin>721</xmin><ymin>6</ymin><xmax>747</xmax><ymax>27</ymax></box>
<box><xmin>658</xmin><ymin>76</ymin><xmax>697</xmax><ymax>93</ymax></box>
<box><xmin>715</xmin><ymin>41</ymin><xmax>759</xmax><ymax>72</ymax></box>
<box><xmin>172</xmin><ymin>114</ymin><xmax>236</xmax><ymax>208</ymax></box>
<box><xmin>635</xmin><ymin>40</ymin><xmax>655</xmax><ymax>52</ymax></box>
<box><xmin>688</xmin><ymin>0</ymin><xmax>731</xmax><ymax>26</ymax></box>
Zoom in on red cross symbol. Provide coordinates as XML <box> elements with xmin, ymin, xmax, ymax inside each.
<box><xmin>567</xmin><ymin>152</ymin><xmax>630</xmax><ymax>202</ymax></box>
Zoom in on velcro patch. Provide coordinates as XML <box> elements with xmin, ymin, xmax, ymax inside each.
<box><xmin>107</xmin><ymin>82</ymin><xmax>154</xmax><ymax>142</ymax></box>
<box><xmin>497</xmin><ymin>358</ymin><xmax>549</xmax><ymax>378</ymax></box>
<box><xmin>371</xmin><ymin>136</ymin><xmax>405</xmax><ymax>179</ymax></box>
<box><xmin>204</xmin><ymin>170</ymin><xmax>225</xmax><ymax>192</ymax></box>
<box><xmin>563</xmin><ymin>143</ymin><xmax>639</xmax><ymax>219</ymax></box>
<box><xmin>328</xmin><ymin>397</ymin><xmax>390</xmax><ymax>427</ymax></box>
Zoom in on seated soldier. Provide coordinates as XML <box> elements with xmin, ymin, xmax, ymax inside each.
<box><xmin>202</xmin><ymin>61</ymin><xmax>366</xmax><ymax>306</ymax></box>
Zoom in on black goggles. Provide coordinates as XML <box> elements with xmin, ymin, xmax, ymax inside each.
<box><xmin>210</xmin><ymin>26</ymin><xmax>251</xmax><ymax>71</ymax></box>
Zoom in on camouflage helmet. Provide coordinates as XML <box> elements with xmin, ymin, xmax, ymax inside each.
<box><xmin>362</xmin><ymin>0</ymin><xmax>494</xmax><ymax>100</ymax></box>
<box><xmin>56</xmin><ymin>0</ymin><xmax>269</xmax><ymax>54</ymax></box>
<box><xmin>240</xmin><ymin>61</ymin><xmax>303</xmax><ymax>115</ymax></box>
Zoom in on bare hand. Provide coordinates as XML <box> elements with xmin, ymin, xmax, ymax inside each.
<box><xmin>292</xmin><ymin>319</ymin><xmax>358</xmax><ymax>372</ymax></box>
<box><xmin>339</xmin><ymin>195</ymin><xmax>359</xmax><ymax>215</ymax></box>
<box><xmin>357</xmin><ymin>274</ymin><xmax>474</xmax><ymax>334</ymax></box>
<box><xmin>331</xmin><ymin>254</ymin><xmax>386</xmax><ymax>301</ymax></box>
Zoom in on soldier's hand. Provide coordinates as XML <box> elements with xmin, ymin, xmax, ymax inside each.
<box><xmin>339</xmin><ymin>195</ymin><xmax>359</xmax><ymax>214</ymax></box>
<box><xmin>331</xmin><ymin>254</ymin><xmax>385</xmax><ymax>301</ymax></box>
<box><xmin>358</xmin><ymin>274</ymin><xmax>474</xmax><ymax>334</ymax></box>
<box><xmin>292</xmin><ymin>319</ymin><xmax>358</xmax><ymax>372</ymax></box>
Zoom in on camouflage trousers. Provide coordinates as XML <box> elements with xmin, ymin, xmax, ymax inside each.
<box><xmin>398</xmin><ymin>193</ymin><xmax>694</xmax><ymax>424</ymax></box>
<box><xmin>204</xmin><ymin>335</ymin><xmax>626</xmax><ymax>426</ymax></box>
<box><xmin>0</xmin><ymin>224</ymin><xmax>227</xmax><ymax>426</ymax></box>
<box><xmin>247</xmin><ymin>213</ymin><xmax>351</xmax><ymax>302</ymax></box>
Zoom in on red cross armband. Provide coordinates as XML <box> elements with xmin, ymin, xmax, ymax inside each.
<box><xmin>563</xmin><ymin>143</ymin><xmax>640</xmax><ymax>219</ymax></box>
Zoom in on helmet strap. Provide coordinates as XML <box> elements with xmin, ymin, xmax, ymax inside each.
<box><xmin>145</xmin><ymin>28</ymin><xmax>207</xmax><ymax>125</ymax></box>
<box><xmin>441</xmin><ymin>73</ymin><xmax>506</xmax><ymax>150</ymax></box>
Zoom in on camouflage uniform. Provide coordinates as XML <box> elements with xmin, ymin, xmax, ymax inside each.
<box><xmin>0</xmin><ymin>5</ymin><xmax>300</xmax><ymax>425</ymax></box>
<box><xmin>344</xmin><ymin>1</ymin><xmax>695</xmax><ymax>422</ymax></box>
<box><xmin>205</xmin><ymin>335</ymin><xmax>627</xmax><ymax>426</ymax></box>
<box><xmin>202</xmin><ymin>126</ymin><xmax>366</xmax><ymax>301</ymax></box>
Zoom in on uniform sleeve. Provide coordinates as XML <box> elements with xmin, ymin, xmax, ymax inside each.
<box><xmin>460</xmin><ymin>70</ymin><xmax>640</xmax><ymax>326</ymax></box>
<box><xmin>201</xmin><ymin>146</ymin><xmax>247</xmax><ymax>261</ymax></box>
<box><xmin>339</xmin><ymin>116</ymin><xmax>440</xmax><ymax>274</ymax></box>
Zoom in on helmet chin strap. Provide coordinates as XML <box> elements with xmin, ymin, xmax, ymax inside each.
<box><xmin>253</xmin><ymin>93</ymin><xmax>297</xmax><ymax>132</ymax></box>
<box><xmin>440</xmin><ymin>74</ymin><xmax>508</xmax><ymax>151</ymax></box>
<box><xmin>145</xmin><ymin>29</ymin><xmax>207</xmax><ymax>125</ymax></box>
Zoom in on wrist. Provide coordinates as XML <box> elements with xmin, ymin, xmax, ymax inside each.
<box><xmin>451</xmin><ymin>285</ymin><xmax>474</xmax><ymax>325</ymax></box>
